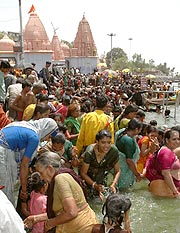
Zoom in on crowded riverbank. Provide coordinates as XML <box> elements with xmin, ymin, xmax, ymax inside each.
<box><xmin>1</xmin><ymin>60</ymin><xmax>180</xmax><ymax>233</ymax></box>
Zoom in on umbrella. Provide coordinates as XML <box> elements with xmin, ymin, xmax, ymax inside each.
<box><xmin>122</xmin><ymin>68</ymin><xmax>130</xmax><ymax>73</ymax></box>
<box><xmin>97</xmin><ymin>63</ymin><xmax>107</xmax><ymax>68</ymax></box>
<box><xmin>102</xmin><ymin>69</ymin><xmax>118</xmax><ymax>78</ymax></box>
<box><xmin>145</xmin><ymin>74</ymin><xmax>156</xmax><ymax>79</ymax></box>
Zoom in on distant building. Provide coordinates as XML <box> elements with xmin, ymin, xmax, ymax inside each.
<box><xmin>0</xmin><ymin>10</ymin><xmax>98</xmax><ymax>74</ymax></box>
<box><xmin>66</xmin><ymin>14</ymin><xmax>98</xmax><ymax>74</ymax></box>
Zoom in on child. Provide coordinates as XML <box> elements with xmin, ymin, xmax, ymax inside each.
<box><xmin>92</xmin><ymin>193</ymin><xmax>132</xmax><ymax>233</ymax></box>
<box><xmin>28</xmin><ymin>172</ymin><xmax>48</xmax><ymax>233</ymax></box>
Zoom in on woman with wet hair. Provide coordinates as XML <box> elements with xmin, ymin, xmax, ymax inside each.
<box><xmin>115</xmin><ymin>118</ymin><xmax>142</xmax><ymax>190</ymax></box>
<box><xmin>80</xmin><ymin>129</ymin><xmax>120</xmax><ymax>200</ymax></box>
<box><xmin>92</xmin><ymin>193</ymin><xmax>132</xmax><ymax>233</ymax></box>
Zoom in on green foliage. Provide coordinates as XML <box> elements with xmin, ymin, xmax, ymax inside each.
<box><xmin>106</xmin><ymin>47</ymin><xmax>128</xmax><ymax>68</ymax></box>
<box><xmin>156</xmin><ymin>63</ymin><xmax>170</xmax><ymax>76</ymax></box>
<box><xmin>61</xmin><ymin>40</ymin><xmax>73</xmax><ymax>48</ymax></box>
<box><xmin>105</xmin><ymin>47</ymin><xmax>175</xmax><ymax>75</ymax></box>
<box><xmin>113</xmin><ymin>57</ymin><xmax>128</xmax><ymax>71</ymax></box>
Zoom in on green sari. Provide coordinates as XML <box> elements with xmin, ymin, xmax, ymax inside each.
<box><xmin>64</xmin><ymin>116</ymin><xmax>80</xmax><ymax>146</ymax></box>
<box><xmin>115</xmin><ymin>129</ymin><xmax>140</xmax><ymax>189</ymax></box>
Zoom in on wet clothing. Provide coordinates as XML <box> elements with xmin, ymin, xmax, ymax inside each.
<box><xmin>146</xmin><ymin>147</ymin><xmax>180</xmax><ymax>188</ymax></box>
<box><xmin>116</xmin><ymin>129</ymin><xmax>140</xmax><ymax>189</ymax></box>
<box><xmin>137</xmin><ymin>136</ymin><xmax>152</xmax><ymax>173</ymax></box>
<box><xmin>83</xmin><ymin>144</ymin><xmax>119</xmax><ymax>186</ymax></box>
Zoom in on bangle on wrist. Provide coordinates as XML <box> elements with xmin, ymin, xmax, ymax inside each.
<box><xmin>33</xmin><ymin>215</ymin><xmax>37</xmax><ymax>223</ymax></box>
<box><xmin>45</xmin><ymin>219</ymin><xmax>52</xmax><ymax>229</ymax></box>
<box><xmin>92</xmin><ymin>182</ymin><xmax>96</xmax><ymax>189</ymax></box>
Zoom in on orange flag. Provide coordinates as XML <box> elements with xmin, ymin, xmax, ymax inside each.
<box><xmin>28</xmin><ymin>4</ymin><xmax>35</xmax><ymax>14</ymax></box>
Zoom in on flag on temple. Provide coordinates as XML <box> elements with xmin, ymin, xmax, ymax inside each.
<box><xmin>28</xmin><ymin>4</ymin><xmax>35</xmax><ymax>14</ymax></box>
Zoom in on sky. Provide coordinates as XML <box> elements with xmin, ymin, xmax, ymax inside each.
<box><xmin>0</xmin><ymin>0</ymin><xmax>180</xmax><ymax>73</ymax></box>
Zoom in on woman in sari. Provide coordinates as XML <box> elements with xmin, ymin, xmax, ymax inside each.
<box><xmin>64</xmin><ymin>103</ymin><xmax>80</xmax><ymax>146</ymax></box>
<box><xmin>24</xmin><ymin>152</ymin><xmax>98</xmax><ymax>233</ymax></box>
<box><xmin>137</xmin><ymin>125</ymin><xmax>159</xmax><ymax>174</ymax></box>
<box><xmin>80</xmin><ymin>130</ymin><xmax>120</xmax><ymax>199</ymax></box>
<box><xmin>146</xmin><ymin>129</ymin><xmax>180</xmax><ymax>198</ymax></box>
<box><xmin>115</xmin><ymin>118</ymin><xmax>142</xmax><ymax>190</ymax></box>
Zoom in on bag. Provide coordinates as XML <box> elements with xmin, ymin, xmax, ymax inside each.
<box><xmin>145</xmin><ymin>150</ymin><xmax>162</xmax><ymax>182</ymax></box>
<box><xmin>38</xmin><ymin>69</ymin><xmax>43</xmax><ymax>78</ymax></box>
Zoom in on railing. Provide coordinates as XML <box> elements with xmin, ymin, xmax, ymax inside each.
<box><xmin>149</xmin><ymin>90</ymin><xmax>180</xmax><ymax>121</ymax></box>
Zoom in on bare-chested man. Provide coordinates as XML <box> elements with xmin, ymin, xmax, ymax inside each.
<box><xmin>10</xmin><ymin>80</ymin><xmax>32</xmax><ymax>121</ymax></box>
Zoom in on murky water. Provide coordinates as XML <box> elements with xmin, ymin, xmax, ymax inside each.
<box><xmin>90</xmin><ymin>180</ymin><xmax>180</xmax><ymax>233</ymax></box>
<box><xmin>90</xmin><ymin>106</ymin><xmax>180</xmax><ymax>233</ymax></box>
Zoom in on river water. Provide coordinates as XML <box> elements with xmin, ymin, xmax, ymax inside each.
<box><xmin>90</xmin><ymin>106</ymin><xmax>180</xmax><ymax>233</ymax></box>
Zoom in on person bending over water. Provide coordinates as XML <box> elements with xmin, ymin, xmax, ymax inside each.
<box><xmin>80</xmin><ymin>130</ymin><xmax>120</xmax><ymax>200</ymax></box>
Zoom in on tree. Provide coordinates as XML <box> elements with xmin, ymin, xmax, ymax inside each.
<box><xmin>106</xmin><ymin>47</ymin><xmax>128</xmax><ymax>68</ymax></box>
<box><xmin>61</xmin><ymin>40</ymin><xmax>73</xmax><ymax>48</ymax></box>
<box><xmin>156</xmin><ymin>63</ymin><xmax>170</xmax><ymax>76</ymax></box>
<box><xmin>148</xmin><ymin>59</ymin><xmax>155</xmax><ymax>68</ymax></box>
<box><xmin>113</xmin><ymin>57</ymin><xmax>128</xmax><ymax>71</ymax></box>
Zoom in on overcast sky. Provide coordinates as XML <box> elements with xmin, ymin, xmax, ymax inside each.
<box><xmin>0</xmin><ymin>0</ymin><xmax>180</xmax><ymax>72</ymax></box>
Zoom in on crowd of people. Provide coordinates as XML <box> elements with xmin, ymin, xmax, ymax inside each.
<box><xmin>0</xmin><ymin>59</ymin><xmax>180</xmax><ymax>233</ymax></box>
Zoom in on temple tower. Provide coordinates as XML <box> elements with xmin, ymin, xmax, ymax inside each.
<box><xmin>72</xmin><ymin>14</ymin><xmax>97</xmax><ymax>57</ymax></box>
<box><xmin>67</xmin><ymin>14</ymin><xmax>98</xmax><ymax>74</ymax></box>
<box><xmin>23</xmin><ymin>11</ymin><xmax>53</xmax><ymax>71</ymax></box>
<box><xmin>51</xmin><ymin>32</ymin><xmax>65</xmax><ymax>61</ymax></box>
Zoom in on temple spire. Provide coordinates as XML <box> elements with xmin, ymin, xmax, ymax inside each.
<box><xmin>73</xmin><ymin>14</ymin><xmax>97</xmax><ymax>56</ymax></box>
